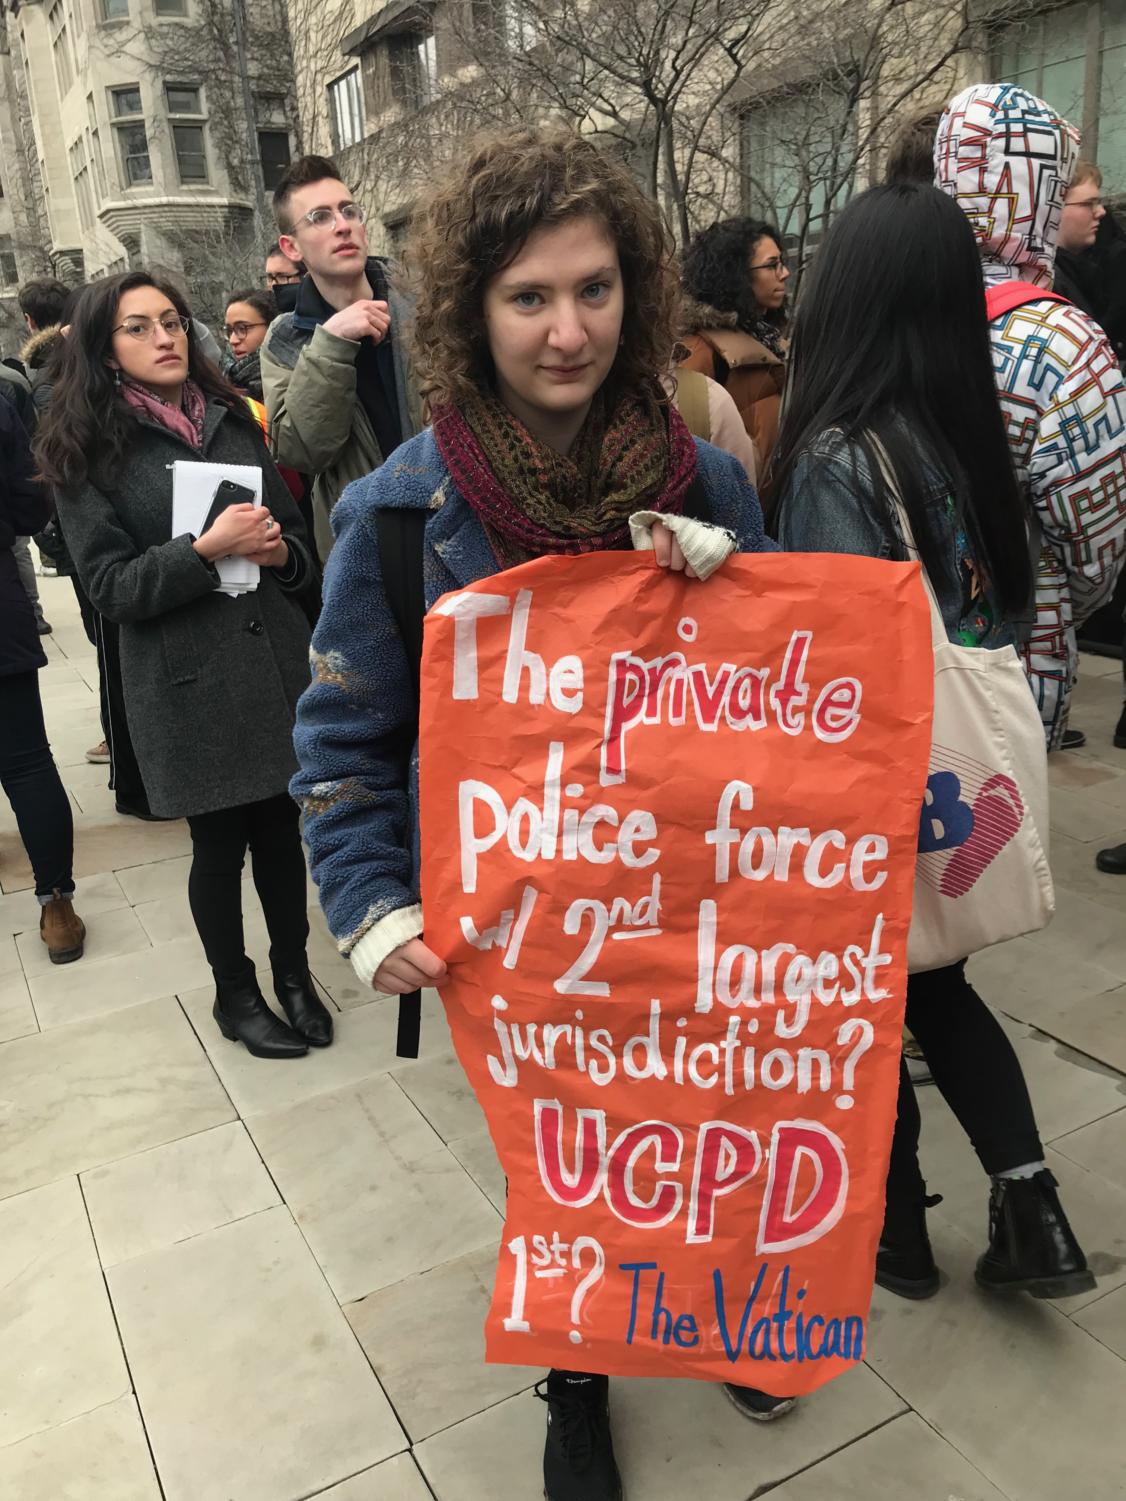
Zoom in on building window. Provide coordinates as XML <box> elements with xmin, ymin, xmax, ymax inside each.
<box><xmin>87</xmin><ymin>94</ymin><xmax>108</xmax><ymax>199</ymax></box>
<box><xmin>70</xmin><ymin>139</ymin><xmax>95</xmax><ymax>231</ymax></box>
<box><xmin>111</xmin><ymin>86</ymin><xmax>152</xmax><ymax>185</ymax></box>
<box><xmin>49</xmin><ymin>0</ymin><xmax>75</xmax><ymax>96</ymax></box>
<box><xmin>154</xmin><ymin>0</ymin><xmax>187</xmax><ymax>12</ymax></box>
<box><xmin>992</xmin><ymin>2</ymin><xmax>1126</xmax><ymax>190</ymax></box>
<box><xmin>389</xmin><ymin>30</ymin><xmax>437</xmax><ymax>112</ymax></box>
<box><xmin>258</xmin><ymin>131</ymin><xmax>291</xmax><ymax>190</ymax></box>
<box><xmin>101</xmin><ymin>0</ymin><xmax>128</xmax><ymax>17</ymax></box>
<box><xmin>741</xmin><ymin>81</ymin><xmax>857</xmax><ymax>247</ymax></box>
<box><xmin>166</xmin><ymin>84</ymin><xmax>208</xmax><ymax>183</ymax></box>
<box><xmin>0</xmin><ymin>237</ymin><xmax>17</xmax><ymax>286</ymax></box>
<box><xmin>328</xmin><ymin>68</ymin><xmax>364</xmax><ymax>150</ymax></box>
<box><xmin>473</xmin><ymin>0</ymin><xmax>538</xmax><ymax>52</ymax></box>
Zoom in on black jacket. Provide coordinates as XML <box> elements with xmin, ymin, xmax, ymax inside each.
<box><xmin>1054</xmin><ymin>208</ymin><xmax>1126</xmax><ymax>361</ymax></box>
<box><xmin>0</xmin><ymin>393</ymin><xmax>51</xmax><ymax>677</ymax></box>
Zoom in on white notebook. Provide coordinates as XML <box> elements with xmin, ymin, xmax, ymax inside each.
<box><xmin>171</xmin><ymin>460</ymin><xmax>263</xmax><ymax>597</ymax></box>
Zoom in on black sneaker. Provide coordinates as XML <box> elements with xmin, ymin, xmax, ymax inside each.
<box><xmin>536</xmin><ymin>1372</ymin><xmax>622</xmax><ymax>1501</ymax></box>
<box><xmin>722</xmin><ymin>1384</ymin><xmax>796</xmax><ymax>1421</ymax></box>
<box><xmin>1061</xmin><ymin>726</ymin><xmax>1087</xmax><ymax>750</ymax></box>
<box><xmin>876</xmin><ymin>1191</ymin><xmax>943</xmax><ymax>1300</ymax></box>
<box><xmin>975</xmin><ymin>1170</ymin><xmax>1096</xmax><ymax>1298</ymax></box>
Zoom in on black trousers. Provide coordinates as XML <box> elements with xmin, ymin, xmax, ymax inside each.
<box><xmin>186</xmin><ymin>792</ymin><xmax>309</xmax><ymax>985</ymax></box>
<box><xmin>886</xmin><ymin>960</ymin><xmax>1044</xmax><ymax>1208</ymax></box>
<box><xmin>93</xmin><ymin>611</ymin><xmax>150</xmax><ymax>812</ymax></box>
<box><xmin>0</xmin><ymin>670</ymin><xmax>75</xmax><ymax>899</ymax></box>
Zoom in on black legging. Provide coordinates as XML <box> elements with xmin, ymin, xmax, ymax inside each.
<box><xmin>0</xmin><ymin>670</ymin><xmax>75</xmax><ymax>899</ymax></box>
<box><xmin>886</xmin><ymin>960</ymin><xmax>1044</xmax><ymax>1207</ymax></box>
<box><xmin>186</xmin><ymin>792</ymin><xmax>309</xmax><ymax>986</ymax></box>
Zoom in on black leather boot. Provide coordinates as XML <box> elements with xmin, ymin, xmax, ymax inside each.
<box><xmin>876</xmin><ymin>1190</ymin><xmax>942</xmax><ymax>1299</ymax></box>
<box><xmin>213</xmin><ymin>975</ymin><xmax>308</xmax><ymax>1059</ymax></box>
<box><xmin>975</xmin><ymin>1170</ymin><xmax>1096</xmax><ymax>1298</ymax></box>
<box><xmin>273</xmin><ymin>966</ymin><xmax>334</xmax><ymax>1047</ymax></box>
<box><xmin>1114</xmin><ymin>700</ymin><xmax>1126</xmax><ymax>750</ymax></box>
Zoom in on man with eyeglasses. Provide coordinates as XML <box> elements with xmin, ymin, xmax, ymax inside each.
<box><xmin>260</xmin><ymin>155</ymin><xmax>421</xmax><ymax>559</ymax></box>
<box><xmin>1054</xmin><ymin>162</ymin><xmax>1126</xmax><ymax>363</ymax></box>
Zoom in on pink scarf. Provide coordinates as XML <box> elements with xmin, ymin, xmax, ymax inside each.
<box><xmin>120</xmin><ymin>376</ymin><xmax>206</xmax><ymax>449</ymax></box>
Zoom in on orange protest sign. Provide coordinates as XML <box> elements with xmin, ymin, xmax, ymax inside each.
<box><xmin>419</xmin><ymin>551</ymin><xmax>933</xmax><ymax>1395</ymax></box>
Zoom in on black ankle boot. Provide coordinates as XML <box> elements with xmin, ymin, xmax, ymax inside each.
<box><xmin>1115</xmin><ymin>700</ymin><xmax>1126</xmax><ymax>750</ymax></box>
<box><xmin>536</xmin><ymin>1372</ymin><xmax>622</xmax><ymax>1501</ymax></box>
<box><xmin>272</xmin><ymin>966</ymin><xmax>334</xmax><ymax>1047</ymax></box>
<box><xmin>975</xmin><ymin>1170</ymin><xmax>1096</xmax><ymax>1298</ymax></box>
<box><xmin>876</xmin><ymin>1190</ymin><xmax>943</xmax><ymax>1299</ymax></box>
<box><xmin>213</xmin><ymin>975</ymin><xmax>308</xmax><ymax>1059</ymax></box>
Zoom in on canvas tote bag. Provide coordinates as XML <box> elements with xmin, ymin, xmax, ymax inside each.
<box><xmin>870</xmin><ymin>439</ymin><xmax>1055</xmax><ymax>971</ymax></box>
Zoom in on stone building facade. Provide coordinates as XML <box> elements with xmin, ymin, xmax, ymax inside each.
<box><xmin>0</xmin><ymin>0</ymin><xmax>297</xmax><ymax>345</ymax></box>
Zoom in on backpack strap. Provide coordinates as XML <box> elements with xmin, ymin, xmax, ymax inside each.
<box><xmin>984</xmin><ymin>281</ymin><xmax>1069</xmax><ymax>322</ymax></box>
<box><xmin>674</xmin><ymin>368</ymin><xmax>712</xmax><ymax>443</ymax></box>
<box><xmin>376</xmin><ymin>507</ymin><xmax>427</xmax><ymax>1058</ymax></box>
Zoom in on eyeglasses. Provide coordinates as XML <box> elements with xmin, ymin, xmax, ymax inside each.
<box><xmin>113</xmin><ymin>313</ymin><xmax>190</xmax><ymax>341</ymax></box>
<box><xmin>293</xmin><ymin>203</ymin><xmax>367</xmax><ymax>231</ymax></box>
<box><xmin>750</xmin><ymin>256</ymin><xmax>788</xmax><ymax>273</ymax></box>
<box><xmin>1065</xmin><ymin>195</ymin><xmax>1103</xmax><ymax>213</ymax></box>
<box><xmin>223</xmin><ymin>320</ymin><xmax>267</xmax><ymax>340</ymax></box>
<box><xmin>265</xmin><ymin>270</ymin><xmax>301</xmax><ymax>286</ymax></box>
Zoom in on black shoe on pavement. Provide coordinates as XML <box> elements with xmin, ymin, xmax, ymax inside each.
<box><xmin>537</xmin><ymin>1372</ymin><xmax>622</xmax><ymax>1501</ymax></box>
<box><xmin>115</xmin><ymin>799</ymin><xmax>174</xmax><ymax>822</ymax></box>
<box><xmin>1095</xmin><ymin>842</ymin><xmax>1126</xmax><ymax>874</ymax></box>
<box><xmin>975</xmin><ymin>1170</ymin><xmax>1096</xmax><ymax>1298</ymax></box>
<box><xmin>722</xmin><ymin>1384</ymin><xmax>796</xmax><ymax>1421</ymax></box>
<box><xmin>1114</xmin><ymin>701</ymin><xmax>1126</xmax><ymax>750</ymax></box>
<box><xmin>36</xmin><ymin>619</ymin><xmax>53</xmax><ymax>635</ymax></box>
<box><xmin>1061</xmin><ymin>726</ymin><xmax>1086</xmax><ymax>750</ymax></box>
<box><xmin>273</xmin><ymin>966</ymin><xmax>334</xmax><ymax>1047</ymax></box>
<box><xmin>876</xmin><ymin>1191</ymin><xmax>943</xmax><ymax>1300</ymax></box>
<box><xmin>213</xmin><ymin>975</ymin><xmax>308</xmax><ymax>1060</ymax></box>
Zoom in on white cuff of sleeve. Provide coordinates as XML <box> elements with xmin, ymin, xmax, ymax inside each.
<box><xmin>348</xmin><ymin>902</ymin><xmax>424</xmax><ymax>988</ymax></box>
<box><xmin>628</xmin><ymin>510</ymin><xmax>737</xmax><ymax>581</ymax></box>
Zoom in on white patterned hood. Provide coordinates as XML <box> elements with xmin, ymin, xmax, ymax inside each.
<box><xmin>935</xmin><ymin>82</ymin><xmax>1080</xmax><ymax>288</ymax></box>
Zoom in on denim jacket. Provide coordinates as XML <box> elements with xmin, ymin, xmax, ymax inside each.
<box><xmin>775</xmin><ymin>428</ymin><xmax>1015</xmax><ymax>651</ymax></box>
<box><xmin>291</xmin><ymin>427</ymin><xmax>771</xmax><ymax>985</ymax></box>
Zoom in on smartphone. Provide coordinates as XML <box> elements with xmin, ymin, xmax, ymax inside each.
<box><xmin>202</xmin><ymin>479</ymin><xmax>257</xmax><ymax>535</ymax></box>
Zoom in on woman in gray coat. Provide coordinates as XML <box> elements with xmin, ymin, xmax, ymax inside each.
<box><xmin>36</xmin><ymin>272</ymin><xmax>332</xmax><ymax>1061</ymax></box>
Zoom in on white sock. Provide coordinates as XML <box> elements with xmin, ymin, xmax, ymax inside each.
<box><xmin>994</xmin><ymin>1161</ymin><xmax>1047</xmax><ymax>1181</ymax></box>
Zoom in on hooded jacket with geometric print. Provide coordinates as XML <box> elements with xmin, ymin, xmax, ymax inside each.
<box><xmin>936</xmin><ymin>82</ymin><xmax>1126</xmax><ymax>748</ymax></box>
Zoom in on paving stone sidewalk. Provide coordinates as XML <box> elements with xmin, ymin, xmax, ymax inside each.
<box><xmin>2</xmin><ymin>575</ymin><xmax>1124</xmax><ymax>1500</ymax></box>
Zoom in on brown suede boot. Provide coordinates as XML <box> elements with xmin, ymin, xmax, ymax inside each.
<box><xmin>40</xmin><ymin>891</ymin><xmax>86</xmax><ymax>965</ymax></box>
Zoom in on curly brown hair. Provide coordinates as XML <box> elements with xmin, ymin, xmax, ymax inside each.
<box><xmin>405</xmin><ymin>131</ymin><xmax>679</xmax><ymax>409</ymax></box>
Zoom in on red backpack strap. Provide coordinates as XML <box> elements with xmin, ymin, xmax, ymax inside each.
<box><xmin>985</xmin><ymin>280</ymin><xmax>1070</xmax><ymax>322</ymax></box>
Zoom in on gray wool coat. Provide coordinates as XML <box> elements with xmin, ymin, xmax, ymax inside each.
<box><xmin>55</xmin><ymin>400</ymin><xmax>317</xmax><ymax>818</ymax></box>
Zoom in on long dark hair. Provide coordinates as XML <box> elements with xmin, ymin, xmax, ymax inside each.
<box><xmin>682</xmin><ymin>216</ymin><xmax>786</xmax><ymax>331</ymax></box>
<box><xmin>771</xmin><ymin>183</ymin><xmax>1032</xmax><ymax>618</ymax></box>
<box><xmin>35</xmin><ymin>271</ymin><xmax>253</xmax><ymax>494</ymax></box>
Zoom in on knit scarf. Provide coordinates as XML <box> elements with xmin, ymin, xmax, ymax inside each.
<box><xmin>120</xmin><ymin>376</ymin><xmax>206</xmax><ymax>449</ymax></box>
<box><xmin>744</xmin><ymin>311</ymin><xmax>787</xmax><ymax>360</ymax></box>
<box><xmin>432</xmin><ymin>385</ymin><xmax>697</xmax><ymax>565</ymax></box>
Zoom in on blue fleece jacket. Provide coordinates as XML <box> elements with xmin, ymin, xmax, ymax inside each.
<box><xmin>291</xmin><ymin>426</ymin><xmax>771</xmax><ymax>984</ymax></box>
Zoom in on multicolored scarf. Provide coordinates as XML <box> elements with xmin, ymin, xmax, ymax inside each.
<box><xmin>120</xmin><ymin>375</ymin><xmax>206</xmax><ymax>450</ymax></box>
<box><xmin>432</xmin><ymin>384</ymin><xmax>697</xmax><ymax>565</ymax></box>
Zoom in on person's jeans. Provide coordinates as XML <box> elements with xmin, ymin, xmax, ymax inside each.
<box><xmin>0</xmin><ymin>670</ymin><xmax>75</xmax><ymax>899</ymax></box>
<box><xmin>186</xmin><ymin>793</ymin><xmax>309</xmax><ymax>985</ymax></box>
<box><xmin>886</xmin><ymin>960</ymin><xmax>1044</xmax><ymax>1207</ymax></box>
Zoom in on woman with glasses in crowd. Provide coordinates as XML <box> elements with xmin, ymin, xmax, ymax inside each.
<box><xmin>34</xmin><ymin>272</ymin><xmax>333</xmax><ymax>1062</ymax></box>
<box><xmin>678</xmin><ymin>218</ymin><xmax>790</xmax><ymax>506</ymax></box>
<box><xmin>222</xmin><ymin>289</ymin><xmax>276</xmax><ymax>399</ymax></box>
